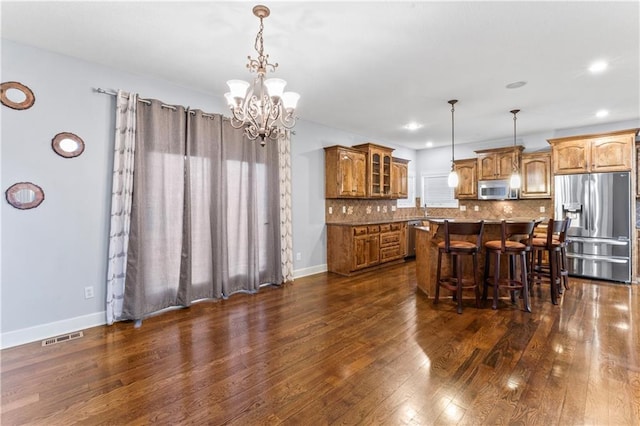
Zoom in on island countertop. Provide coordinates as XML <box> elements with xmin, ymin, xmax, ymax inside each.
<box><xmin>415</xmin><ymin>217</ymin><xmax>543</xmax><ymax>298</ymax></box>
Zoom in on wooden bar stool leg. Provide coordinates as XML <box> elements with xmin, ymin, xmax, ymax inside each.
<box><xmin>482</xmin><ymin>250</ymin><xmax>490</xmax><ymax>301</ymax></box>
<box><xmin>492</xmin><ymin>252</ymin><xmax>501</xmax><ymax>310</ymax></box>
<box><xmin>561</xmin><ymin>245</ymin><xmax>570</xmax><ymax>290</ymax></box>
<box><xmin>435</xmin><ymin>251</ymin><xmax>442</xmax><ymax>304</ymax></box>
<box><xmin>452</xmin><ymin>255</ymin><xmax>458</xmax><ymax>302</ymax></box>
<box><xmin>456</xmin><ymin>254</ymin><xmax>463</xmax><ymax>314</ymax></box>
<box><xmin>509</xmin><ymin>256</ymin><xmax>517</xmax><ymax>304</ymax></box>
<box><xmin>473</xmin><ymin>253</ymin><xmax>480</xmax><ymax>308</ymax></box>
<box><xmin>550</xmin><ymin>249</ymin><xmax>558</xmax><ymax>305</ymax></box>
<box><xmin>555</xmin><ymin>251</ymin><xmax>563</xmax><ymax>295</ymax></box>
<box><xmin>521</xmin><ymin>252</ymin><xmax>531</xmax><ymax>312</ymax></box>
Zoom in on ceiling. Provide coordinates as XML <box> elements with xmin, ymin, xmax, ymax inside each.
<box><xmin>2</xmin><ymin>1</ymin><xmax>639</xmax><ymax>150</ymax></box>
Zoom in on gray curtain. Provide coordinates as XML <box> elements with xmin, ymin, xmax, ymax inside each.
<box><xmin>121</xmin><ymin>100</ymin><xmax>282</xmax><ymax>321</ymax></box>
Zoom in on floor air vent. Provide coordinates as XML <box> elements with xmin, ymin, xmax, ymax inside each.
<box><xmin>42</xmin><ymin>331</ymin><xmax>84</xmax><ymax>347</ymax></box>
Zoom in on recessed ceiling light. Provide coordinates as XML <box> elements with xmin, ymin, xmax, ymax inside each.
<box><xmin>425</xmin><ymin>141</ymin><xmax>433</xmax><ymax>148</ymax></box>
<box><xmin>403</xmin><ymin>122</ymin><xmax>423</xmax><ymax>131</ymax></box>
<box><xmin>596</xmin><ymin>109</ymin><xmax>609</xmax><ymax>118</ymax></box>
<box><xmin>589</xmin><ymin>61</ymin><xmax>608</xmax><ymax>73</ymax></box>
<box><xmin>506</xmin><ymin>81</ymin><xmax>527</xmax><ymax>89</ymax></box>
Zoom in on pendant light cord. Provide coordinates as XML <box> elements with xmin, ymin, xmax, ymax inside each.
<box><xmin>448</xmin><ymin>100</ymin><xmax>458</xmax><ymax>168</ymax></box>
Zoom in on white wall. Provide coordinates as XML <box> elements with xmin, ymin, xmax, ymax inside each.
<box><xmin>1</xmin><ymin>40</ymin><xmax>415</xmax><ymax>348</ymax></box>
<box><xmin>290</xmin><ymin>120</ymin><xmax>417</xmax><ymax>276</ymax></box>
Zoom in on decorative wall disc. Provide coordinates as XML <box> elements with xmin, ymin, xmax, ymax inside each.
<box><xmin>5</xmin><ymin>182</ymin><xmax>45</xmax><ymax>210</ymax></box>
<box><xmin>52</xmin><ymin>132</ymin><xmax>85</xmax><ymax>158</ymax></box>
<box><xmin>1</xmin><ymin>81</ymin><xmax>36</xmax><ymax>110</ymax></box>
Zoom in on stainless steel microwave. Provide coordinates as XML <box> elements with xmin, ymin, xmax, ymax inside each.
<box><xmin>478</xmin><ymin>179</ymin><xmax>519</xmax><ymax>200</ymax></box>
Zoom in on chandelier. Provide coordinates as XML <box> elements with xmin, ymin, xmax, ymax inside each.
<box><xmin>225</xmin><ymin>5</ymin><xmax>300</xmax><ymax>146</ymax></box>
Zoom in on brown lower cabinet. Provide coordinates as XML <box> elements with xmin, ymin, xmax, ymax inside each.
<box><xmin>327</xmin><ymin>221</ymin><xmax>407</xmax><ymax>275</ymax></box>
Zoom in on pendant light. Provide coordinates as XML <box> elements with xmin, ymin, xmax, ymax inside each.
<box><xmin>447</xmin><ymin>99</ymin><xmax>459</xmax><ymax>188</ymax></box>
<box><xmin>509</xmin><ymin>109</ymin><xmax>521</xmax><ymax>189</ymax></box>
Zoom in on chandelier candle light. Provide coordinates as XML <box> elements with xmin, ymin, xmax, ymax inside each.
<box><xmin>447</xmin><ymin>99</ymin><xmax>459</xmax><ymax>188</ymax></box>
<box><xmin>225</xmin><ymin>5</ymin><xmax>300</xmax><ymax>145</ymax></box>
<box><xmin>509</xmin><ymin>109</ymin><xmax>521</xmax><ymax>189</ymax></box>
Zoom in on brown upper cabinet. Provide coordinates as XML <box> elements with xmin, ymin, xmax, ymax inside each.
<box><xmin>475</xmin><ymin>146</ymin><xmax>525</xmax><ymax>180</ymax></box>
<box><xmin>453</xmin><ymin>158</ymin><xmax>477</xmax><ymax>199</ymax></box>
<box><xmin>324</xmin><ymin>146</ymin><xmax>367</xmax><ymax>198</ymax></box>
<box><xmin>353</xmin><ymin>143</ymin><xmax>394</xmax><ymax>198</ymax></box>
<box><xmin>391</xmin><ymin>157</ymin><xmax>409</xmax><ymax>199</ymax></box>
<box><xmin>325</xmin><ymin>143</ymin><xmax>409</xmax><ymax>199</ymax></box>
<box><xmin>548</xmin><ymin>129</ymin><xmax>638</xmax><ymax>175</ymax></box>
<box><xmin>520</xmin><ymin>151</ymin><xmax>552</xmax><ymax>199</ymax></box>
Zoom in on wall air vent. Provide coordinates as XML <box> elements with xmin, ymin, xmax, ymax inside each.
<box><xmin>41</xmin><ymin>331</ymin><xmax>84</xmax><ymax>347</ymax></box>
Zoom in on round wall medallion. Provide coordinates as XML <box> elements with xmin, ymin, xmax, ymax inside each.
<box><xmin>5</xmin><ymin>182</ymin><xmax>45</xmax><ymax>210</ymax></box>
<box><xmin>52</xmin><ymin>132</ymin><xmax>85</xmax><ymax>158</ymax></box>
<box><xmin>1</xmin><ymin>81</ymin><xmax>36</xmax><ymax>110</ymax></box>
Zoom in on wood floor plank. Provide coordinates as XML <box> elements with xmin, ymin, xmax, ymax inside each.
<box><xmin>2</xmin><ymin>263</ymin><xmax>639</xmax><ymax>425</ymax></box>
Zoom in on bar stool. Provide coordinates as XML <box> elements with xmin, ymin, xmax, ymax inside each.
<box><xmin>530</xmin><ymin>217</ymin><xmax>571</xmax><ymax>304</ymax></box>
<box><xmin>482</xmin><ymin>220</ymin><xmax>535</xmax><ymax>312</ymax></box>
<box><xmin>434</xmin><ymin>220</ymin><xmax>485</xmax><ymax>314</ymax></box>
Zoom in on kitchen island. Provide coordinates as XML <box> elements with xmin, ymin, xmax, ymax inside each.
<box><xmin>415</xmin><ymin>218</ymin><xmax>541</xmax><ymax>298</ymax></box>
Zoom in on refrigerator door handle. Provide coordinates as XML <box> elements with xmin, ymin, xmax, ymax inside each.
<box><xmin>566</xmin><ymin>253</ymin><xmax>629</xmax><ymax>264</ymax></box>
<box><xmin>568</xmin><ymin>236</ymin><xmax>629</xmax><ymax>246</ymax></box>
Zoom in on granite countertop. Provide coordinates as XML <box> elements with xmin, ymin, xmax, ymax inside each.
<box><xmin>325</xmin><ymin>217</ymin><xmax>426</xmax><ymax>226</ymax></box>
<box><xmin>425</xmin><ymin>217</ymin><xmax>544</xmax><ymax>225</ymax></box>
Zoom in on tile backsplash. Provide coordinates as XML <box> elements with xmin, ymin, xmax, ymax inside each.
<box><xmin>325</xmin><ymin>198</ymin><xmax>553</xmax><ymax>223</ymax></box>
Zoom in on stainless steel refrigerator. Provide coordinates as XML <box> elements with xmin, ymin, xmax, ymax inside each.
<box><xmin>554</xmin><ymin>172</ymin><xmax>631</xmax><ymax>283</ymax></box>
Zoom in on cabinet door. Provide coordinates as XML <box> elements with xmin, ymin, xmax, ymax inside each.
<box><xmin>478</xmin><ymin>154</ymin><xmax>497</xmax><ymax>180</ymax></box>
<box><xmin>370</xmin><ymin>150</ymin><xmax>382</xmax><ymax>196</ymax></box>
<box><xmin>353</xmin><ymin>234</ymin><xmax>369</xmax><ymax>270</ymax></box>
<box><xmin>391</xmin><ymin>161</ymin><xmax>409</xmax><ymax>198</ymax></box>
<box><xmin>338</xmin><ymin>150</ymin><xmax>367</xmax><ymax>197</ymax></box>
<box><xmin>552</xmin><ymin>140</ymin><xmax>590</xmax><ymax>174</ymax></box>
<box><xmin>454</xmin><ymin>159</ymin><xmax>477</xmax><ymax>199</ymax></box>
<box><xmin>496</xmin><ymin>151</ymin><xmax>517</xmax><ymax>179</ymax></box>
<box><xmin>591</xmin><ymin>135</ymin><xmax>633</xmax><ymax>172</ymax></box>
<box><xmin>367</xmin><ymin>234</ymin><xmax>380</xmax><ymax>267</ymax></box>
<box><xmin>382</xmin><ymin>154</ymin><xmax>392</xmax><ymax>197</ymax></box>
<box><xmin>325</xmin><ymin>146</ymin><xmax>366</xmax><ymax>198</ymax></box>
<box><xmin>520</xmin><ymin>153</ymin><xmax>552</xmax><ymax>199</ymax></box>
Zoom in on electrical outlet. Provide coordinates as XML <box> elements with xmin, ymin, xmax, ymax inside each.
<box><xmin>296</xmin><ymin>252</ymin><xmax>302</xmax><ymax>261</ymax></box>
<box><xmin>84</xmin><ymin>286</ymin><xmax>94</xmax><ymax>299</ymax></box>
<box><xmin>460</xmin><ymin>205</ymin><xmax>467</xmax><ymax>211</ymax></box>
<box><xmin>342</xmin><ymin>206</ymin><xmax>346</xmax><ymax>214</ymax></box>
<box><xmin>474</xmin><ymin>205</ymin><xmax>479</xmax><ymax>212</ymax></box>
<box><xmin>540</xmin><ymin>206</ymin><xmax>546</xmax><ymax>213</ymax></box>
<box><xmin>391</xmin><ymin>205</ymin><xmax>396</xmax><ymax>212</ymax></box>
<box><xmin>328</xmin><ymin>207</ymin><xmax>333</xmax><ymax>214</ymax></box>
<box><xmin>377</xmin><ymin>206</ymin><xmax>380</xmax><ymax>212</ymax></box>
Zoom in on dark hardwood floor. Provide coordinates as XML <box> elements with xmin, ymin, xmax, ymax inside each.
<box><xmin>2</xmin><ymin>261</ymin><xmax>639</xmax><ymax>425</ymax></box>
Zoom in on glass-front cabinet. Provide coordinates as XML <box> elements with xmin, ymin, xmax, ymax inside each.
<box><xmin>353</xmin><ymin>143</ymin><xmax>394</xmax><ymax>197</ymax></box>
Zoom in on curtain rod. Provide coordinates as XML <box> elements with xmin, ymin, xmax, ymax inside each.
<box><xmin>94</xmin><ymin>87</ymin><xmax>296</xmax><ymax>134</ymax></box>
<box><xmin>94</xmin><ymin>88</ymin><xmax>217</xmax><ymax>118</ymax></box>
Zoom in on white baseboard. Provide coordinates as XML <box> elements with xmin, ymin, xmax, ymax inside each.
<box><xmin>293</xmin><ymin>263</ymin><xmax>327</xmax><ymax>279</ymax></box>
<box><xmin>1</xmin><ymin>267</ymin><xmax>329</xmax><ymax>349</ymax></box>
<box><xmin>1</xmin><ymin>311</ymin><xmax>106</xmax><ymax>350</ymax></box>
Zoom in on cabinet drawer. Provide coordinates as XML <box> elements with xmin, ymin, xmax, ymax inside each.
<box><xmin>380</xmin><ymin>245</ymin><xmax>402</xmax><ymax>261</ymax></box>
<box><xmin>353</xmin><ymin>226</ymin><xmax>368</xmax><ymax>236</ymax></box>
<box><xmin>390</xmin><ymin>223</ymin><xmax>402</xmax><ymax>231</ymax></box>
<box><xmin>380</xmin><ymin>224</ymin><xmax>391</xmax><ymax>232</ymax></box>
<box><xmin>367</xmin><ymin>225</ymin><xmax>380</xmax><ymax>233</ymax></box>
<box><xmin>380</xmin><ymin>232</ymin><xmax>400</xmax><ymax>246</ymax></box>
